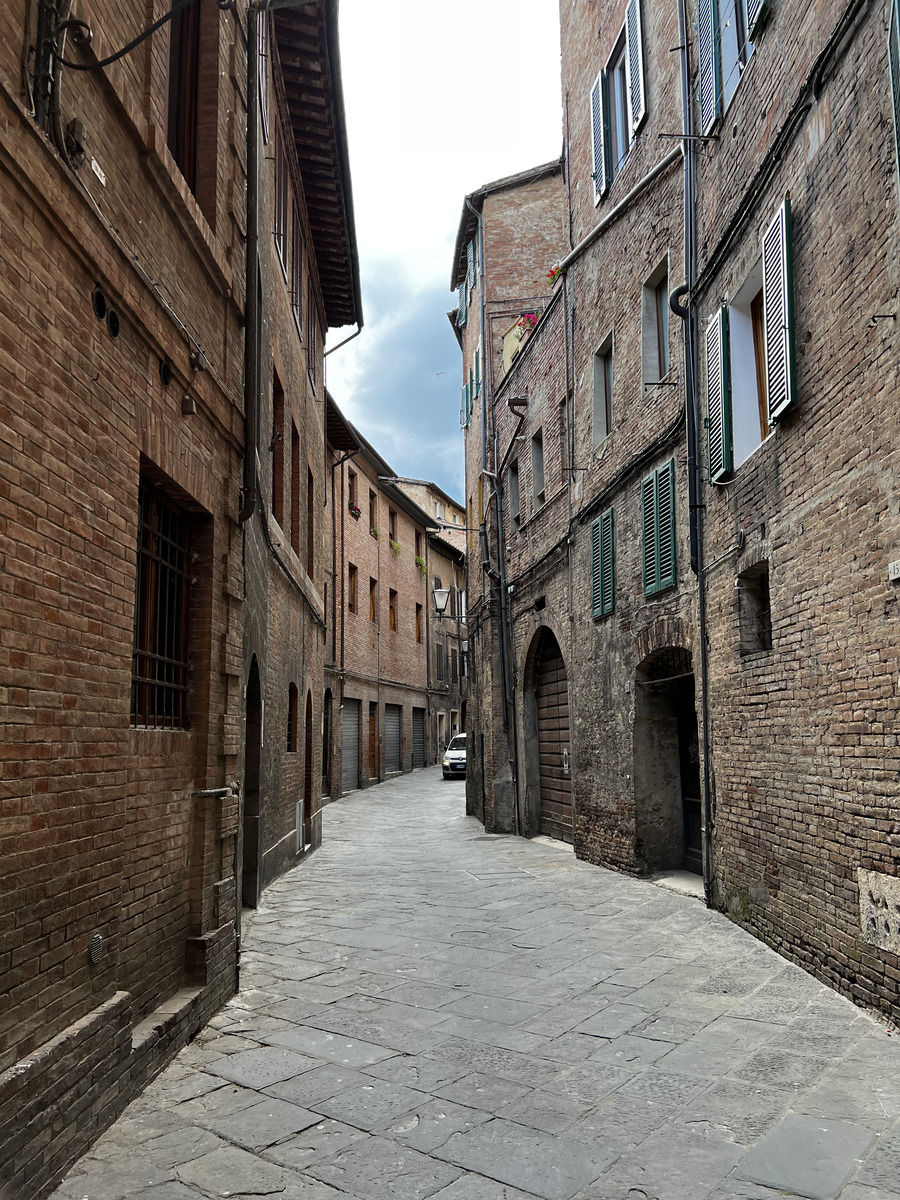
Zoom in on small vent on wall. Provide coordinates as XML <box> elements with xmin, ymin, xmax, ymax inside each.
<box><xmin>88</xmin><ymin>931</ymin><xmax>103</xmax><ymax>964</ymax></box>
<box><xmin>106</xmin><ymin>310</ymin><xmax>120</xmax><ymax>339</ymax></box>
<box><xmin>91</xmin><ymin>287</ymin><xmax>107</xmax><ymax>320</ymax></box>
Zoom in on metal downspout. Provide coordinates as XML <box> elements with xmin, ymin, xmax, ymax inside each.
<box><xmin>673</xmin><ymin>0</ymin><xmax>714</xmax><ymax>906</ymax></box>
<box><xmin>238</xmin><ymin>3</ymin><xmax>260</xmax><ymax>525</ymax></box>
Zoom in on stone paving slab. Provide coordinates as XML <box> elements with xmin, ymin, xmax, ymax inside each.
<box><xmin>47</xmin><ymin>767</ymin><xmax>900</xmax><ymax>1200</ymax></box>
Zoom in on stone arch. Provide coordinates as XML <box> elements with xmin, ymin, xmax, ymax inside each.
<box><xmin>521</xmin><ymin>626</ymin><xmax>574</xmax><ymax>844</ymax></box>
<box><xmin>633</xmin><ymin>645</ymin><xmax>702</xmax><ymax>874</ymax></box>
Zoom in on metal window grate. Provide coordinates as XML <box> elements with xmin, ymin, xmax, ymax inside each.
<box><xmin>131</xmin><ymin>481</ymin><xmax>191</xmax><ymax>728</ymax></box>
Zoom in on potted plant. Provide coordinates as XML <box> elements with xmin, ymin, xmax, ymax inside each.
<box><xmin>415</xmin><ymin>555</ymin><xmax>427</xmax><ymax>576</ymax></box>
<box><xmin>389</xmin><ymin>539</ymin><xmax>401</xmax><ymax>557</ymax></box>
<box><xmin>348</xmin><ymin>502</ymin><xmax>361</xmax><ymax>519</ymax></box>
<box><xmin>370</xmin><ymin>527</ymin><xmax>379</xmax><ymax>540</ymax></box>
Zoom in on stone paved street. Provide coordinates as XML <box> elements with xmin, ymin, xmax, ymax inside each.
<box><xmin>50</xmin><ymin>768</ymin><xmax>900</xmax><ymax>1200</ymax></box>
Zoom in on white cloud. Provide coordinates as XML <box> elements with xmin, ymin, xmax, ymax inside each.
<box><xmin>327</xmin><ymin>0</ymin><xmax>563</xmax><ymax>494</ymax></box>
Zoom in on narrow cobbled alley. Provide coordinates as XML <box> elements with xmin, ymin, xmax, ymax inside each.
<box><xmin>50</xmin><ymin>769</ymin><xmax>900</xmax><ymax>1200</ymax></box>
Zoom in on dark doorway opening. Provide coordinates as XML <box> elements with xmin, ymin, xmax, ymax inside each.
<box><xmin>634</xmin><ymin>647</ymin><xmax>702</xmax><ymax>875</ymax></box>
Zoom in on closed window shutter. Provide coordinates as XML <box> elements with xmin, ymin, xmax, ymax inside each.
<box><xmin>457</xmin><ymin>282</ymin><xmax>467</xmax><ymax>328</ymax></box>
<box><xmin>590</xmin><ymin>71</ymin><xmax>609</xmax><ymax>203</ymax></box>
<box><xmin>747</xmin><ymin>0</ymin><xmax>768</xmax><ymax>38</ymax></box>
<box><xmin>706</xmin><ymin>307</ymin><xmax>732</xmax><ymax>482</ymax></box>
<box><xmin>657</xmin><ymin>459</ymin><xmax>676</xmax><ymax>591</ymax></box>
<box><xmin>625</xmin><ymin>0</ymin><xmax>646</xmax><ymax>132</ymax></box>
<box><xmin>643</xmin><ymin>462</ymin><xmax>676</xmax><ymax>595</ymax></box>
<box><xmin>591</xmin><ymin>507</ymin><xmax>615</xmax><ymax>618</ymax></box>
<box><xmin>698</xmin><ymin>0</ymin><xmax>721</xmax><ymax>135</ymax></box>
<box><xmin>461</xmin><ymin>383</ymin><xmax>468</xmax><ymax>426</ymax></box>
<box><xmin>641</xmin><ymin>474</ymin><xmax>656</xmax><ymax>594</ymax></box>
<box><xmin>763</xmin><ymin>197</ymin><xmax>797</xmax><ymax>424</ymax></box>
<box><xmin>466</xmin><ymin>239</ymin><xmax>476</xmax><ymax>289</ymax></box>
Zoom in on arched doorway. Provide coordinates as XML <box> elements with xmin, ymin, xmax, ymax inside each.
<box><xmin>524</xmin><ymin>628</ymin><xmax>574</xmax><ymax>843</ymax></box>
<box><xmin>322</xmin><ymin>689</ymin><xmax>332</xmax><ymax>797</ymax></box>
<box><xmin>242</xmin><ymin>657</ymin><xmax>262</xmax><ymax>907</ymax></box>
<box><xmin>633</xmin><ymin>647</ymin><xmax>702</xmax><ymax>874</ymax></box>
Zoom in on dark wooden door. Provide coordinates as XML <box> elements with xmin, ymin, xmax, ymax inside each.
<box><xmin>535</xmin><ymin>635</ymin><xmax>574</xmax><ymax>843</ymax></box>
<box><xmin>677</xmin><ymin>679</ymin><xmax>702</xmax><ymax>874</ymax></box>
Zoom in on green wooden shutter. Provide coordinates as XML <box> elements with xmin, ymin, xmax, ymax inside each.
<box><xmin>657</xmin><ymin>459</ymin><xmax>676</xmax><ymax>591</ymax></box>
<box><xmin>698</xmin><ymin>0</ymin><xmax>721</xmax><ymax>134</ymax></box>
<box><xmin>641</xmin><ymin>474</ymin><xmax>656</xmax><ymax>594</ymax></box>
<box><xmin>706</xmin><ymin>307</ymin><xmax>732</xmax><ymax>482</ymax></box>
<box><xmin>763</xmin><ymin>197</ymin><xmax>797</xmax><ymax>424</ymax></box>
<box><xmin>591</xmin><ymin>507</ymin><xmax>614</xmax><ymax>617</ymax></box>
<box><xmin>642</xmin><ymin>462</ymin><xmax>676</xmax><ymax>595</ymax></box>
<box><xmin>590</xmin><ymin>70</ymin><xmax>609</xmax><ymax>203</ymax></box>
<box><xmin>457</xmin><ymin>282</ymin><xmax>467</xmax><ymax>329</ymax></box>
<box><xmin>466</xmin><ymin>239</ymin><xmax>476</xmax><ymax>289</ymax></box>
<box><xmin>625</xmin><ymin>0</ymin><xmax>646</xmax><ymax>132</ymax></box>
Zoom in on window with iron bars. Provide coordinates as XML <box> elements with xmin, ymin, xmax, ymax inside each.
<box><xmin>131</xmin><ymin>479</ymin><xmax>191</xmax><ymax>728</ymax></box>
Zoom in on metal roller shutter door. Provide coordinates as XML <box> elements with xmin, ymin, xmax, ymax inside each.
<box><xmin>384</xmin><ymin>704</ymin><xmax>402</xmax><ymax>773</ymax></box>
<box><xmin>341</xmin><ymin>699</ymin><xmax>360</xmax><ymax>792</ymax></box>
<box><xmin>412</xmin><ymin>707</ymin><xmax>425</xmax><ymax>768</ymax></box>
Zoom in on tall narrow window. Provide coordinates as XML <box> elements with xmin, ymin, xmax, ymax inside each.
<box><xmin>258</xmin><ymin>12</ymin><xmax>270</xmax><ymax>142</ymax></box>
<box><xmin>306</xmin><ymin>467</ymin><xmax>315</xmax><ymax>577</ymax></box>
<box><xmin>287</xmin><ymin>683</ymin><xmax>298</xmax><ymax>751</ymax></box>
<box><xmin>509</xmin><ymin>459</ymin><xmax>521</xmax><ymax>524</ymax></box>
<box><xmin>290</xmin><ymin>422</ymin><xmax>300</xmax><ymax>553</ymax></box>
<box><xmin>389</xmin><ymin>509</ymin><xmax>397</xmax><ymax>542</ymax></box>
<box><xmin>531</xmin><ymin>432</ymin><xmax>545</xmax><ymax>507</ymax></box>
<box><xmin>415</xmin><ymin>603</ymin><xmax>423</xmax><ymax>643</ymax></box>
<box><xmin>451</xmin><ymin>648</ymin><xmax>458</xmax><ymax>683</ymax></box>
<box><xmin>348</xmin><ymin>469</ymin><xmax>357</xmax><ymax>509</ymax></box>
<box><xmin>291</xmin><ymin>209</ymin><xmax>304</xmax><ymax>333</ymax></box>
<box><xmin>274</xmin><ymin>121</ymin><xmax>289</xmax><ymax>273</ymax></box>
<box><xmin>131</xmin><ymin>479</ymin><xmax>191</xmax><ymax>729</ymax></box>
<box><xmin>369</xmin><ymin>490</ymin><xmax>377</xmax><ymax>536</ymax></box>
<box><xmin>389</xmin><ymin>589</ymin><xmax>397</xmax><ymax>631</ymax></box>
<box><xmin>436</xmin><ymin>642</ymin><xmax>445</xmax><ymax>681</ymax></box>
<box><xmin>590</xmin><ymin>0</ymin><xmax>646</xmax><ymax>199</ymax></box>
<box><xmin>415</xmin><ymin>530</ymin><xmax>423</xmax><ymax>558</ymax></box>
<box><xmin>348</xmin><ymin>563</ymin><xmax>357</xmax><ymax>612</ymax></box>
<box><xmin>272</xmin><ymin>374</ymin><xmax>284</xmax><ymax>525</ymax></box>
<box><xmin>307</xmin><ymin>283</ymin><xmax>318</xmax><ymax>387</ymax></box>
<box><xmin>593</xmin><ymin>338</ymin><xmax>613</xmax><ymax>445</ymax></box>
<box><xmin>642</xmin><ymin>261</ymin><xmax>670</xmax><ymax>389</ymax></box>
<box><xmin>369</xmin><ymin>577</ymin><xmax>378</xmax><ymax>623</ymax></box>
<box><xmin>167</xmin><ymin>0</ymin><xmax>201</xmax><ymax>191</ymax></box>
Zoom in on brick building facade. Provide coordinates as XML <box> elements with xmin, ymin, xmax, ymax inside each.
<box><xmin>457</xmin><ymin>0</ymin><xmax>900</xmax><ymax>1023</ymax></box>
<box><xmin>0</xmin><ymin>1</ymin><xmax>360</xmax><ymax>1195</ymax></box>
<box><xmin>324</xmin><ymin>410</ymin><xmax>466</xmax><ymax>794</ymax></box>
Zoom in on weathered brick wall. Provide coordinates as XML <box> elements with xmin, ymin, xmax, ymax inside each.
<box><xmin>0</xmin><ymin>1</ymin><xmax>330</xmax><ymax>1193</ymax></box>
<box><xmin>696</xmin><ymin>0</ymin><xmax>900</xmax><ymax>1022</ymax></box>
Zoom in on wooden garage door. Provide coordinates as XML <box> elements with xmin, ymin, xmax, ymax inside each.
<box><xmin>535</xmin><ymin>635</ymin><xmax>573</xmax><ymax>843</ymax></box>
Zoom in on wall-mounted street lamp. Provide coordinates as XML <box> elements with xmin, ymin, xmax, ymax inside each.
<box><xmin>433</xmin><ymin>588</ymin><xmax>451</xmax><ymax>618</ymax></box>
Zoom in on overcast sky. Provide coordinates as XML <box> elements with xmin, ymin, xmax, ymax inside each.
<box><xmin>324</xmin><ymin>0</ymin><xmax>563</xmax><ymax>502</ymax></box>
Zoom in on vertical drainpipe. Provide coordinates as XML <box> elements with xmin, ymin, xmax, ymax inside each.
<box><xmin>465</xmin><ymin>195</ymin><xmax>521</xmax><ymax>833</ymax></box>
<box><xmin>672</xmin><ymin>0</ymin><xmax>714</xmax><ymax>906</ymax></box>
<box><xmin>239</xmin><ymin>2</ymin><xmax>260</xmax><ymax>525</ymax></box>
